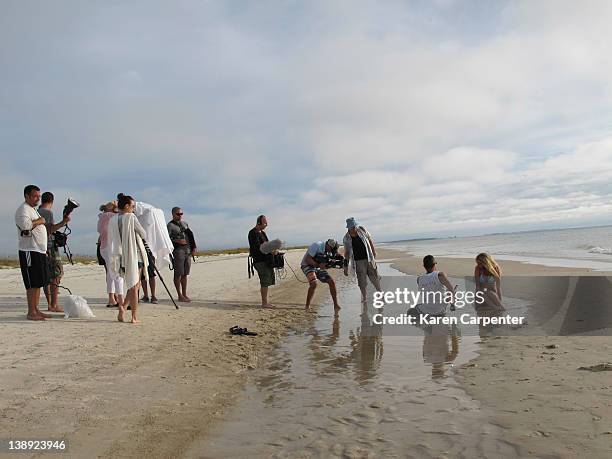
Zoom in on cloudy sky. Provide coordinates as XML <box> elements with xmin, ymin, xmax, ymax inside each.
<box><xmin>2</xmin><ymin>0</ymin><xmax>612</xmax><ymax>255</ymax></box>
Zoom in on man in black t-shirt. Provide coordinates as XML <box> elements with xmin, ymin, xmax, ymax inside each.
<box><xmin>342</xmin><ymin>217</ymin><xmax>382</xmax><ymax>302</ymax></box>
<box><xmin>248</xmin><ymin>215</ymin><xmax>275</xmax><ymax>308</ymax></box>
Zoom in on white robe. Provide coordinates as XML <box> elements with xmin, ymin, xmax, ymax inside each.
<box><xmin>134</xmin><ymin>201</ymin><xmax>174</xmax><ymax>269</ymax></box>
<box><xmin>108</xmin><ymin>213</ymin><xmax>149</xmax><ymax>290</ymax></box>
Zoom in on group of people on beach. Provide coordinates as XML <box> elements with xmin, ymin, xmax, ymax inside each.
<box><xmin>15</xmin><ymin>186</ymin><xmax>197</xmax><ymax>323</ymax></box>
<box><xmin>15</xmin><ymin>184</ymin><xmax>503</xmax><ymax>323</ymax></box>
<box><xmin>248</xmin><ymin>215</ymin><xmax>383</xmax><ymax>313</ymax></box>
<box><xmin>248</xmin><ymin>214</ymin><xmax>504</xmax><ymax>314</ymax></box>
<box><xmin>96</xmin><ymin>194</ymin><xmax>197</xmax><ymax>323</ymax></box>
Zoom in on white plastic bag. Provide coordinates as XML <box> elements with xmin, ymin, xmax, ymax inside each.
<box><xmin>63</xmin><ymin>295</ymin><xmax>95</xmax><ymax>319</ymax></box>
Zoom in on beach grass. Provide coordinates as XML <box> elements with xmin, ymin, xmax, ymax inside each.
<box><xmin>195</xmin><ymin>246</ymin><xmax>308</xmax><ymax>257</ymax></box>
<box><xmin>0</xmin><ymin>255</ymin><xmax>97</xmax><ymax>269</ymax></box>
<box><xmin>0</xmin><ymin>247</ymin><xmax>310</xmax><ymax>268</ymax></box>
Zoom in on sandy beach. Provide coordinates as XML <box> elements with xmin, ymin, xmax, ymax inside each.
<box><xmin>0</xmin><ymin>250</ymin><xmax>319</xmax><ymax>458</ymax></box>
<box><xmin>1</xmin><ymin>247</ymin><xmax>611</xmax><ymax>458</ymax></box>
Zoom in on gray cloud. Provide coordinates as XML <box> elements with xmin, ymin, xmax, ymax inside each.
<box><xmin>1</xmin><ymin>0</ymin><xmax>612</xmax><ymax>255</ymax></box>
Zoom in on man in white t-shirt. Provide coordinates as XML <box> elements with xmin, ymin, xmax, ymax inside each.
<box><xmin>15</xmin><ymin>185</ymin><xmax>51</xmax><ymax>321</ymax></box>
<box><xmin>301</xmin><ymin>239</ymin><xmax>341</xmax><ymax>313</ymax></box>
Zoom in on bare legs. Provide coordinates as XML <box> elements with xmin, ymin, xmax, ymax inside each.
<box><xmin>305</xmin><ymin>273</ymin><xmax>340</xmax><ymax>315</ymax></box>
<box><xmin>43</xmin><ymin>277</ymin><xmax>64</xmax><ymax>312</ymax></box>
<box><xmin>141</xmin><ymin>278</ymin><xmax>158</xmax><ymax>303</ymax></box>
<box><xmin>174</xmin><ymin>275</ymin><xmax>190</xmax><ymax>302</ymax></box>
<box><xmin>483</xmin><ymin>290</ymin><xmax>505</xmax><ymax>310</ymax></box>
<box><xmin>260</xmin><ymin>286</ymin><xmax>274</xmax><ymax>308</ymax></box>
<box><xmin>26</xmin><ymin>288</ymin><xmax>49</xmax><ymax>321</ymax></box>
<box><xmin>118</xmin><ymin>268</ymin><xmax>142</xmax><ymax>324</ymax></box>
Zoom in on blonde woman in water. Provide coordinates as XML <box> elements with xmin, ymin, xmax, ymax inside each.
<box><xmin>474</xmin><ymin>253</ymin><xmax>504</xmax><ymax>310</ymax></box>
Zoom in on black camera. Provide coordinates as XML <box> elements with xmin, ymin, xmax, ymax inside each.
<box><xmin>53</xmin><ymin>231</ymin><xmax>68</xmax><ymax>248</ymax></box>
<box><xmin>314</xmin><ymin>252</ymin><xmax>345</xmax><ymax>269</ymax></box>
<box><xmin>267</xmin><ymin>252</ymin><xmax>285</xmax><ymax>269</ymax></box>
<box><xmin>63</xmin><ymin>198</ymin><xmax>80</xmax><ymax>218</ymax></box>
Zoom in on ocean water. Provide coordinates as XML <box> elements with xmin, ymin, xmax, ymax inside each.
<box><xmin>384</xmin><ymin>225</ymin><xmax>612</xmax><ymax>271</ymax></box>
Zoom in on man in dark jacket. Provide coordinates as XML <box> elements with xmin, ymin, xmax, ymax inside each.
<box><xmin>248</xmin><ymin>215</ymin><xmax>275</xmax><ymax>308</ymax></box>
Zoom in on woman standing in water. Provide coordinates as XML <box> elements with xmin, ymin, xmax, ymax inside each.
<box><xmin>108</xmin><ymin>193</ymin><xmax>148</xmax><ymax>324</ymax></box>
<box><xmin>474</xmin><ymin>252</ymin><xmax>504</xmax><ymax>310</ymax></box>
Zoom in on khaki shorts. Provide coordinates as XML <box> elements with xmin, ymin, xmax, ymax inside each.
<box><xmin>254</xmin><ymin>261</ymin><xmax>275</xmax><ymax>288</ymax></box>
<box><xmin>47</xmin><ymin>247</ymin><xmax>64</xmax><ymax>279</ymax></box>
<box><xmin>355</xmin><ymin>259</ymin><xmax>379</xmax><ymax>288</ymax></box>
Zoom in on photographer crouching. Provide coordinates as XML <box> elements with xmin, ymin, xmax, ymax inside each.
<box><xmin>38</xmin><ymin>192</ymin><xmax>70</xmax><ymax>313</ymax></box>
<box><xmin>301</xmin><ymin>239</ymin><xmax>342</xmax><ymax>314</ymax></box>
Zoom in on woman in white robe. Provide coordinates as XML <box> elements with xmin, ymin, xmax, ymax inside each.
<box><xmin>108</xmin><ymin>194</ymin><xmax>149</xmax><ymax>323</ymax></box>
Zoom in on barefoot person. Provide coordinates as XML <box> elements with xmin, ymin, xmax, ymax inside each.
<box><xmin>167</xmin><ymin>207</ymin><xmax>195</xmax><ymax>302</ymax></box>
<box><xmin>38</xmin><ymin>192</ymin><xmax>70</xmax><ymax>313</ymax></box>
<box><xmin>108</xmin><ymin>194</ymin><xmax>148</xmax><ymax>324</ymax></box>
<box><xmin>301</xmin><ymin>239</ymin><xmax>341</xmax><ymax>314</ymax></box>
<box><xmin>409</xmin><ymin>255</ymin><xmax>456</xmax><ymax>317</ymax></box>
<box><xmin>342</xmin><ymin>217</ymin><xmax>382</xmax><ymax>302</ymax></box>
<box><xmin>474</xmin><ymin>252</ymin><xmax>504</xmax><ymax>310</ymax></box>
<box><xmin>97</xmin><ymin>201</ymin><xmax>124</xmax><ymax>309</ymax></box>
<box><xmin>248</xmin><ymin>215</ymin><xmax>275</xmax><ymax>308</ymax></box>
<box><xmin>15</xmin><ymin>185</ymin><xmax>51</xmax><ymax>321</ymax></box>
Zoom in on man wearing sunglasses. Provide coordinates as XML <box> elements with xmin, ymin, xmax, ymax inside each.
<box><xmin>167</xmin><ymin>207</ymin><xmax>196</xmax><ymax>302</ymax></box>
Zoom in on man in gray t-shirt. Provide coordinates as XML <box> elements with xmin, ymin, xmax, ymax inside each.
<box><xmin>38</xmin><ymin>192</ymin><xmax>69</xmax><ymax>312</ymax></box>
<box><xmin>167</xmin><ymin>207</ymin><xmax>196</xmax><ymax>303</ymax></box>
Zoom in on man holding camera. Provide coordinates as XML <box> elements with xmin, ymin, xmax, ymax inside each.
<box><xmin>15</xmin><ymin>185</ymin><xmax>52</xmax><ymax>321</ymax></box>
<box><xmin>167</xmin><ymin>207</ymin><xmax>196</xmax><ymax>302</ymax></box>
<box><xmin>38</xmin><ymin>192</ymin><xmax>70</xmax><ymax>312</ymax></box>
<box><xmin>343</xmin><ymin>217</ymin><xmax>381</xmax><ymax>302</ymax></box>
<box><xmin>301</xmin><ymin>238</ymin><xmax>341</xmax><ymax>313</ymax></box>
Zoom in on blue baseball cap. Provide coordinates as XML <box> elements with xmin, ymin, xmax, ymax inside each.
<box><xmin>346</xmin><ymin>217</ymin><xmax>358</xmax><ymax>229</ymax></box>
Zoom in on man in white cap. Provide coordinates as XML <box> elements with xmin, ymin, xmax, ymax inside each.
<box><xmin>301</xmin><ymin>238</ymin><xmax>341</xmax><ymax>313</ymax></box>
<box><xmin>343</xmin><ymin>217</ymin><xmax>382</xmax><ymax>302</ymax></box>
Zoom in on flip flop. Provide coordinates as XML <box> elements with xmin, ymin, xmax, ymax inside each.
<box><xmin>106</xmin><ymin>303</ymin><xmax>119</xmax><ymax>308</ymax></box>
<box><xmin>229</xmin><ymin>326</ymin><xmax>258</xmax><ymax>336</ymax></box>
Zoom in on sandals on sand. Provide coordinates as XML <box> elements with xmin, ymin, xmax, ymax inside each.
<box><xmin>229</xmin><ymin>325</ymin><xmax>258</xmax><ymax>336</ymax></box>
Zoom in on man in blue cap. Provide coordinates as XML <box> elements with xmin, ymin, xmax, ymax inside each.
<box><xmin>343</xmin><ymin>217</ymin><xmax>381</xmax><ymax>302</ymax></box>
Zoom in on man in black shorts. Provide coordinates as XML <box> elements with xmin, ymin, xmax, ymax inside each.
<box><xmin>248</xmin><ymin>215</ymin><xmax>275</xmax><ymax>308</ymax></box>
<box><xmin>15</xmin><ymin>185</ymin><xmax>51</xmax><ymax>321</ymax></box>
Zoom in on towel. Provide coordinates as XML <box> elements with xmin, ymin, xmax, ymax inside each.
<box><xmin>135</xmin><ymin>202</ymin><xmax>174</xmax><ymax>269</ymax></box>
<box><xmin>108</xmin><ymin>213</ymin><xmax>149</xmax><ymax>290</ymax></box>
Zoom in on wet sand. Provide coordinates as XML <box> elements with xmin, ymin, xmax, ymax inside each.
<box><xmin>0</xmin><ymin>250</ymin><xmax>319</xmax><ymax>458</ymax></box>
<box><xmin>185</xmin><ymin>264</ymin><xmax>522</xmax><ymax>458</ymax></box>
<box><xmin>378</xmin><ymin>247</ymin><xmax>612</xmax><ymax>458</ymax></box>
<box><xmin>1</xmin><ymin>247</ymin><xmax>610</xmax><ymax>458</ymax></box>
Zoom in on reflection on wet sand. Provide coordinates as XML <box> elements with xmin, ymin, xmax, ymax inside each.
<box><xmin>422</xmin><ymin>323</ymin><xmax>460</xmax><ymax>379</ymax></box>
<box><xmin>185</xmin><ymin>267</ymin><xmax>521</xmax><ymax>458</ymax></box>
